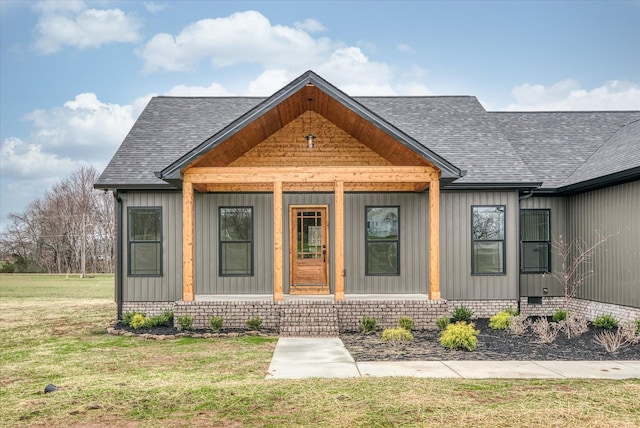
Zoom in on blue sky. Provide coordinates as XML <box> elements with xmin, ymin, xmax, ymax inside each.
<box><xmin>1</xmin><ymin>0</ymin><xmax>639</xmax><ymax>230</ymax></box>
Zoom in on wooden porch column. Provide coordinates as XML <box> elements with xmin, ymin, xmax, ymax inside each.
<box><xmin>334</xmin><ymin>181</ymin><xmax>345</xmax><ymax>301</ymax></box>
<box><xmin>428</xmin><ymin>179</ymin><xmax>441</xmax><ymax>300</ymax></box>
<box><xmin>273</xmin><ymin>180</ymin><xmax>284</xmax><ymax>302</ymax></box>
<box><xmin>182</xmin><ymin>181</ymin><xmax>194</xmax><ymax>301</ymax></box>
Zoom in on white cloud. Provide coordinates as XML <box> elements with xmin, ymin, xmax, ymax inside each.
<box><xmin>0</xmin><ymin>137</ymin><xmax>85</xmax><ymax>179</ymax></box>
<box><xmin>144</xmin><ymin>2</ymin><xmax>167</xmax><ymax>13</ymax></box>
<box><xmin>164</xmin><ymin>83</ymin><xmax>235</xmax><ymax>96</ymax></box>
<box><xmin>396</xmin><ymin>82</ymin><xmax>433</xmax><ymax>96</ymax></box>
<box><xmin>397</xmin><ymin>43</ymin><xmax>413</xmax><ymax>53</ymax></box>
<box><xmin>33</xmin><ymin>0</ymin><xmax>141</xmax><ymax>54</ymax></box>
<box><xmin>506</xmin><ymin>80</ymin><xmax>640</xmax><ymax>111</ymax></box>
<box><xmin>246</xmin><ymin>70</ymin><xmax>292</xmax><ymax>96</ymax></box>
<box><xmin>138</xmin><ymin>10</ymin><xmax>336</xmax><ymax>73</ymax></box>
<box><xmin>294</xmin><ymin>18</ymin><xmax>326</xmax><ymax>33</ymax></box>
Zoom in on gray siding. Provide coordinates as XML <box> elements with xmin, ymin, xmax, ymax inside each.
<box><xmin>195</xmin><ymin>193</ymin><xmax>273</xmax><ymax>294</ymax></box>
<box><xmin>440</xmin><ymin>191</ymin><xmax>519</xmax><ymax>300</ymax></box>
<box><xmin>566</xmin><ymin>181</ymin><xmax>640</xmax><ymax>308</ymax></box>
<box><xmin>519</xmin><ymin>196</ymin><xmax>567</xmax><ymax>297</ymax></box>
<box><xmin>121</xmin><ymin>191</ymin><xmax>183</xmax><ymax>301</ymax></box>
<box><xmin>283</xmin><ymin>193</ymin><xmax>335</xmax><ymax>293</ymax></box>
<box><xmin>344</xmin><ymin>193</ymin><xmax>429</xmax><ymax>294</ymax></box>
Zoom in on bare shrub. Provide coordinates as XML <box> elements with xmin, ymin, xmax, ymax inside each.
<box><xmin>531</xmin><ymin>317</ymin><xmax>560</xmax><ymax>344</ymax></box>
<box><xmin>593</xmin><ymin>329</ymin><xmax>629</xmax><ymax>354</ymax></box>
<box><xmin>620</xmin><ymin>322</ymin><xmax>640</xmax><ymax>345</ymax></box>
<box><xmin>509</xmin><ymin>315</ymin><xmax>532</xmax><ymax>336</ymax></box>
<box><xmin>559</xmin><ymin>314</ymin><xmax>589</xmax><ymax>339</ymax></box>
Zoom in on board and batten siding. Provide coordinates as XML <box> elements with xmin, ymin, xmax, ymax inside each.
<box><xmin>440</xmin><ymin>191</ymin><xmax>519</xmax><ymax>300</ymax></box>
<box><xmin>344</xmin><ymin>193</ymin><xmax>429</xmax><ymax>294</ymax></box>
<box><xmin>566</xmin><ymin>181</ymin><xmax>640</xmax><ymax>308</ymax></box>
<box><xmin>519</xmin><ymin>196</ymin><xmax>567</xmax><ymax>297</ymax></box>
<box><xmin>121</xmin><ymin>191</ymin><xmax>183</xmax><ymax>302</ymax></box>
<box><xmin>195</xmin><ymin>193</ymin><xmax>274</xmax><ymax>294</ymax></box>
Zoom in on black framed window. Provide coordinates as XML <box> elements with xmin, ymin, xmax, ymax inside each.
<box><xmin>219</xmin><ymin>207</ymin><xmax>253</xmax><ymax>276</ymax></box>
<box><xmin>520</xmin><ymin>209</ymin><xmax>551</xmax><ymax>273</ymax></box>
<box><xmin>128</xmin><ymin>207</ymin><xmax>162</xmax><ymax>276</ymax></box>
<box><xmin>366</xmin><ymin>206</ymin><xmax>400</xmax><ymax>275</ymax></box>
<box><xmin>471</xmin><ymin>205</ymin><xmax>505</xmax><ymax>274</ymax></box>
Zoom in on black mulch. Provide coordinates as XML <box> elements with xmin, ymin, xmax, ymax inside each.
<box><xmin>340</xmin><ymin>319</ymin><xmax>640</xmax><ymax>361</ymax></box>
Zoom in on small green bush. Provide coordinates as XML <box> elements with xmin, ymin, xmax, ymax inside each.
<box><xmin>398</xmin><ymin>317</ymin><xmax>415</xmax><ymax>331</ymax></box>
<box><xmin>636</xmin><ymin>319</ymin><xmax>640</xmax><ymax>335</ymax></box>
<box><xmin>451</xmin><ymin>306</ymin><xmax>473</xmax><ymax>322</ymax></box>
<box><xmin>176</xmin><ymin>315</ymin><xmax>194</xmax><ymax>331</ymax></box>
<box><xmin>552</xmin><ymin>309</ymin><xmax>567</xmax><ymax>322</ymax></box>
<box><xmin>130</xmin><ymin>313</ymin><xmax>146</xmax><ymax>329</ymax></box>
<box><xmin>209</xmin><ymin>316</ymin><xmax>224</xmax><ymax>332</ymax></box>
<box><xmin>381</xmin><ymin>327</ymin><xmax>414</xmax><ymax>343</ymax></box>
<box><xmin>144</xmin><ymin>310</ymin><xmax>174</xmax><ymax>328</ymax></box>
<box><xmin>489</xmin><ymin>311</ymin><xmax>512</xmax><ymax>330</ymax></box>
<box><xmin>436</xmin><ymin>316</ymin><xmax>450</xmax><ymax>331</ymax></box>
<box><xmin>440</xmin><ymin>321</ymin><xmax>479</xmax><ymax>351</ymax></box>
<box><xmin>359</xmin><ymin>316</ymin><xmax>379</xmax><ymax>334</ymax></box>
<box><xmin>122</xmin><ymin>311</ymin><xmax>144</xmax><ymax>326</ymax></box>
<box><xmin>593</xmin><ymin>314</ymin><xmax>618</xmax><ymax>330</ymax></box>
<box><xmin>246</xmin><ymin>316</ymin><xmax>263</xmax><ymax>331</ymax></box>
<box><xmin>503</xmin><ymin>307</ymin><xmax>519</xmax><ymax>316</ymax></box>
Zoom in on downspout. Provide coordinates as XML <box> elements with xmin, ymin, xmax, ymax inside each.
<box><xmin>519</xmin><ymin>189</ymin><xmax>534</xmax><ymax>200</ymax></box>
<box><xmin>113</xmin><ymin>190</ymin><xmax>123</xmax><ymax>320</ymax></box>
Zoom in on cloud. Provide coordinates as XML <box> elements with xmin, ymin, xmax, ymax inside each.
<box><xmin>144</xmin><ymin>2</ymin><xmax>167</xmax><ymax>13</ymax></box>
<box><xmin>294</xmin><ymin>18</ymin><xmax>326</xmax><ymax>33</ymax></box>
<box><xmin>397</xmin><ymin>43</ymin><xmax>413</xmax><ymax>53</ymax></box>
<box><xmin>246</xmin><ymin>70</ymin><xmax>292</xmax><ymax>96</ymax></box>
<box><xmin>137</xmin><ymin>10</ymin><xmax>336</xmax><ymax>73</ymax></box>
<box><xmin>33</xmin><ymin>0</ymin><xmax>141</xmax><ymax>54</ymax></box>
<box><xmin>164</xmin><ymin>83</ymin><xmax>235</xmax><ymax>96</ymax></box>
<box><xmin>506</xmin><ymin>80</ymin><xmax>640</xmax><ymax>111</ymax></box>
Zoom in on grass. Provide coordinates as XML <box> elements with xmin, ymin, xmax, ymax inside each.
<box><xmin>1</xmin><ymin>274</ymin><xmax>640</xmax><ymax>427</ymax></box>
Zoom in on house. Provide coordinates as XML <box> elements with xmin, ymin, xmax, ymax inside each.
<box><xmin>95</xmin><ymin>71</ymin><xmax>640</xmax><ymax>334</ymax></box>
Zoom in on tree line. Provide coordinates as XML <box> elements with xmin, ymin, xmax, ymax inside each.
<box><xmin>0</xmin><ymin>166</ymin><xmax>115</xmax><ymax>274</ymax></box>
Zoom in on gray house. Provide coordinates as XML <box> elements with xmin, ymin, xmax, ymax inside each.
<box><xmin>95</xmin><ymin>71</ymin><xmax>640</xmax><ymax>333</ymax></box>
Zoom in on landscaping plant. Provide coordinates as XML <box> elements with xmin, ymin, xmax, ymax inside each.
<box><xmin>552</xmin><ymin>309</ymin><xmax>567</xmax><ymax>322</ymax></box>
<box><xmin>130</xmin><ymin>313</ymin><xmax>146</xmax><ymax>329</ymax></box>
<box><xmin>439</xmin><ymin>321</ymin><xmax>479</xmax><ymax>351</ymax></box>
<box><xmin>209</xmin><ymin>316</ymin><xmax>224</xmax><ymax>332</ymax></box>
<box><xmin>246</xmin><ymin>316</ymin><xmax>263</xmax><ymax>331</ymax></box>
<box><xmin>451</xmin><ymin>305</ymin><xmax>473</xmax><ymax>322</ymax></box>
<box><xmin>531</xmin><ymin>317</ymin><xmax>560</xmax><ymax>344</ymax></box>
<box><xmin>436</xmin><ymin>316</ymin><xmax>451</xmax><ymax>331</ymax></box>
<box><xmin>398</xmin><ymin>316</ymin><xmax>415</xmax><ymax>331</ymax></box>
<box><xmin>359</xmin><ymin>316</ymin><xmax>379</xmax><ymax>334</ymax></box>
<box><xmin>381</xmin><ymin>327</ymin><xmax>414</xmax><ymax>344</ymax></box>
<box><xmin>176</xmin><ymin>314</ymin><xmax>194</xmax><ymax>331</ymax></box>
<box><xmin>593</xmin><ymin>314</ymin><xmax>618</xmax><ymax>330</ymax></box>
<box><xmin>509</xmin><ymin>314</ymin><xmax>532</xmax><ymax>336</ymax></box>
<box><xmin>488</xmin><ymin>310</ymin><xmax>513</xmax><ymax>330</ymax></box>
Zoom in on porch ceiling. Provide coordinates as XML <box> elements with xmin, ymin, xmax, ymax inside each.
<box><xmin>189</xmin><ymin>85</ymin><xmax>431</xmax><ymax>169</ymax></box>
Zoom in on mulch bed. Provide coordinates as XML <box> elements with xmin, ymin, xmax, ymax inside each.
<box><xmin>340</xmin><ymin>319</ymin><xmax>640</xmax><ymax>361</ymax></box>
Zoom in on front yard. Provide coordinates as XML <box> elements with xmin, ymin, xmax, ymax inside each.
<box><xmin>1</xmin><ymin>274</ymin><xmax>639</xmax><ymax>427</ymax></box>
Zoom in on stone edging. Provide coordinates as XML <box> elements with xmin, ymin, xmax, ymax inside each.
<box><xmin>106</xmin><ymin>323</ymin><xmax>277</xmax><ymax>340</ymax></box>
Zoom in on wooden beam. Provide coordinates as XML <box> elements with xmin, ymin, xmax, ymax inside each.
<box><xmin>334</xmin><ymin>181</ymin><xmax>345</xmax><ymax>301</ymax></box>
<box><xmin>198</xmin><ymin>181</ymin><xmax>420</xmax><ymax>193</ymax></box>
<box><xmin>428</xmin><ymin>179</ymin><xmax>441</xmax><ymax>300</ymax></box>
<box><xmin>182</xmin><ymin>181</ymin><xmax>194</xmax><ymax>301</ymax></box>
<box><xmin>273</xmin><ymin>181</ymin><xmax>284</xmax><ymax>302</ymax></box>
<box><xmin>184</xmin><ymin>166</ymin><xmax>438</xmax><ymax>185</ymax></box>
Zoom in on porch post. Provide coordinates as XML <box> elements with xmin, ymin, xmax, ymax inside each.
<box><xmin>428</xmin><ymin>179</ymin><xmax>441</xmax><ymax>300</ymax></box>
<box><xmin>273</xmin><ymin>180</ymin><xmax>284</xmax><ymax>302</ymax></box>
<box><xmin>334</xmin><ymin>181</ymin><xmax>345</xmax><ymax>301</ymax></box>
<box><xmin>182</xmin><ymin>180</ymin><xmax>194</xmax><ymax>301</ymax></box>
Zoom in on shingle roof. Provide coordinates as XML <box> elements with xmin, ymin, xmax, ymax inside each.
<box><xmin>491</xmin><ymin>112</ymin><xmax>640</xmax><ymax>189</ymax></box>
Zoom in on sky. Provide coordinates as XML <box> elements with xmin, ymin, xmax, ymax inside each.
<box><xmin>1</xmin><ymin>0</ymin><xmax>639</xmax><ymax>231</ymax></box>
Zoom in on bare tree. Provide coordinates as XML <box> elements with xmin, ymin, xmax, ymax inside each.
<box><xmin>546</xmin><ymin>233</ymin><xmax>613</xmax><ymax>309</ymax></box>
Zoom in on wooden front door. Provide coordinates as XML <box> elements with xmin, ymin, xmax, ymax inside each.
<box><xmin>290</xmin><ymin>206</ymin><xmax>329</xmax><ymax>294</ymax></box>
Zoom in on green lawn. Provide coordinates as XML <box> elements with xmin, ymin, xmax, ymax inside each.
<box><xmin>1</xmin><ymin>274</ymin><xmax>639</xmax><ymax>427</ymax></box>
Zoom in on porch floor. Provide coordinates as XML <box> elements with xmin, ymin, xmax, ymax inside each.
<box><xmin>195</xmin><ymin>294</ymin><xmax>432</xmax><ymax>302</ymax></box>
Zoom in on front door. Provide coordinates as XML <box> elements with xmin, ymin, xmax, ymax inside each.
<box><xmin>290</xmin><ymin>206</ymin><xmax>329</xmax><ymax>294</ymax></box>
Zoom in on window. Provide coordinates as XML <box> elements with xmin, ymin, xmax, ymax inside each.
<box><xmin>219</xmin><ymin>207</ymin><xmax>253</xmax><ymax>276</ymax></box>
<box><xmin>471</xmin><ymin>206</ymin><xmax>505</xmax><ymax>274</ymax></box>
<box><xmin>520</xmin><ymin>209</ymin><xmax>551</xmax><ymax>273</ymax></box>
<box><xmin>128</xmin><ymin>207</ymin><xmax>162</xmax><ymax>276</ymax></box>
<box><xmin>366</xmin><ymin>206</ymin><xmax>399</xmax><ymax>275</ymax></box>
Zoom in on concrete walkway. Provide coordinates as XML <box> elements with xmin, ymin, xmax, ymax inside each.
<box><xmin>266</xmin><ymin>337</ymin><xmax>640</xmax><ymax>380</ymax></box>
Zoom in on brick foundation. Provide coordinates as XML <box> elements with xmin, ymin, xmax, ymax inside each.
<box><xmin>447</xmin><ymin>300</ymin><xmax>518</xmax><ymax>318</ymax></box>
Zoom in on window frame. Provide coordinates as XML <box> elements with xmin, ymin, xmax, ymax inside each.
<box><xmin>365</xmin><ymin>205</ymin><xmax>400</xmax><ymax>276</ymax></box>
<box><xmin>471</xmin><ymin>205</ymin><xmax>506</xmax><ymax>275</ymax></box>
<box><xmin>519</xmin><ymin>208</ymin><xmax>551</xmax><ymax>274</ymax></box>
<box><xmin>127</xmin><ymin>206</ymin><xmax>163</xmax><ymax>277</ymax></box>
<box><xmin>218</xmin><ymin>206</ymin><xmax>254</xmax><ymax>277</ymax></box>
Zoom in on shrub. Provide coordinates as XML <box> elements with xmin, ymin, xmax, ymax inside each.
<box><xmin>246</xmin><ymin>316</ymin><xmax>263</xmax><ymax>331</ymax></box>
<box><xmin>636</xmin><ymin>319</ymin><xmax>640</xmax><ymax>335</ymax></box>
<box><xmin>552</xmin><ymin>309</ymin><xmax>567</xmax><ymax>322</ymax></box>
<box><xmin>122</xmin><ymin>311</ymin><xmax>144</xmax><ymax>327</ymax></box>
<box><xmin>398</xmin><ymin>317</ymin><xmax>415</xmax><ymax>331</ymax></box>
<box><xmin>358</xmin><ymin>316</ymin><xmax>378</xmax><ymax>334</ymax></box>
<box><xmin>439</xmin><ymin>322</ymin><xmax>479</xmax><ymax>351</ymax></box>
<box><xmin>130</xmin><ymin>313</ymin><xmax>146</xmax><ymax>329</ymax></box>
<box><xmin>144</xmin><ymin>310</ymin><xmax>173</xmax><ymax>328</ymax></box>
<box><xmin>531</xmin><ymin>317</ymin><xmax>560</xmax><ymax>344</ymax></box>
<box><xmin>176</xmin><ymin>315</ymin><xmax>194</xmax><ymax>331</ymax></box>
<box><xmin>436</xmin><ymin>316</ymin><xmax>450</xmax><ymax>331</ymax></box>
<box><xmin>509</xmin><ymin>315</ymin><xmax>532</xmax><ymax>336</ymax></box>
<box><xmin>489</xmin><ymin>311</ymin><xmax>512</xmax><ymax>330</ymax></box>
<box><xmin>209</xmin><ymin>316</ymin><xmax>224</xmax><ymax>332</ymax></box>
<box><xmin>451</xmin><ymin>306</ymin><xmax>473</xmax><ymax>322</ymax></box>
<box><xmin>381</xmin><ymin>327</ymin><xmax>414</xmax><ymax>344</ymax></box>
<box><xmin>559</xmin><ymin>314</ymin><xmax>589</xmax><ymax>339</ymax></box>
<box><xmin>503</xmin><ymin>307</ymin><xmax>519</xmax><ymax>316</ymax></box>
<box><xmin>593</xmin><ymin>314</ymin><xmax>618</xmax><ymax>330</ymax></box>
<box><xmin>593</xmin><ymin>328</ymin><xmax>631</xmax><ymax>354</ymax></box>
